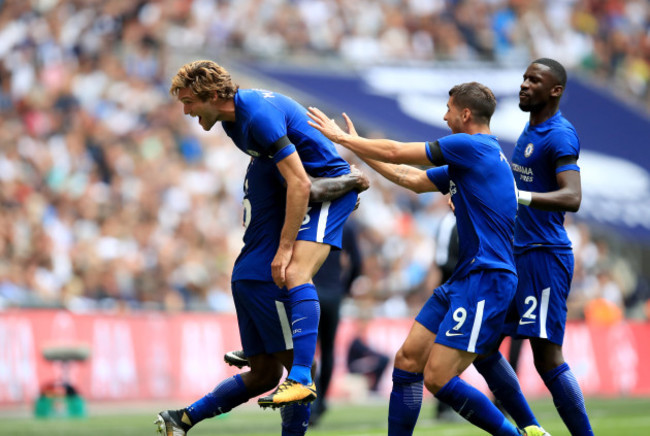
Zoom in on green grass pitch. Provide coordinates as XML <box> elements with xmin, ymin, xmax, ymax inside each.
<box><xmin>1</xmin><ymin>397</ymin><xmax>649</xmax><ymax>435</ymax></box>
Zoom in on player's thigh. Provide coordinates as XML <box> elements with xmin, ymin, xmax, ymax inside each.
<box><xmin>415</xmin><ymin>284</ymin><xmax>451</xmax><ymax>336</ymax></box>
<box><xmin>232</xmin><ymin>280</ymin><xmax>293</xmax><ymax>356</ymax></box>
<box><xmin>395</xmin><ymin>320</ymin><xmax>437</xmax><ymax>373</ymax></box>
<box><xmin>515</xmin><ymin>250</ymin><xmax>574</xmax><ymax>345</ymax></box>
<box><xmin>435</xmin><ymin>270</ymin><xmax>517</xmax><ymax>355</ymax></box>
<box><xmin>402</xmin><ymin>284</ymin><xmax>451</xmax><ymax>371</ymax></box>
<box><xmin>285</xmin><ymin>240</ymin><xmax>331</xmax><ymax>286</ymax></box>
<box><xmin>424</xmin><ymin>343</ymin><xmax>476</xmax><ymax>392</ymax></box>
<box><xmin>290</xmin><ymin>190</ymin><xmax>358</xmax><ymax>286</ymax></box>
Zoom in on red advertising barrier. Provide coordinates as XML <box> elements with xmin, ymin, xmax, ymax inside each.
<box><xmin>0</xmin><ymin>310</ymin><xmax>648</xmax><ymax>405</ymax></box>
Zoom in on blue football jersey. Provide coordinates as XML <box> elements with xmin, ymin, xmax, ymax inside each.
<box><xmin>511</xmin><ymin>111</ymin><xmax>580</xmax><ymax>253</ymax></box>
<box><xmin>232</xmin><ymin>157</ymin><xmax>285</xmax><ymax>282</ymax></box>
<box><xmin>222</xmin><ymin>89</ymin><xmax>350</xmax><ymax>177</ymax></box>
<box><xmin>425</xmin><ymin>133</ymin><xmax>517</xmax><ymax>281</ymax></box>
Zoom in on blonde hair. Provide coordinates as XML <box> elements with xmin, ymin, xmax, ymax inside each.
<box><xmin>169</xmin><ymin>60</ymin><xmax>239</xmax><ymax>101</ymax></box>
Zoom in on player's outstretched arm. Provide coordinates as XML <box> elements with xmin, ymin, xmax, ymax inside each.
<box><xmin>310</xmin><ymin>165</ymin><xmax>370</xmax><ymax>202</ymax></box>
<box><xmin>362</xmin><ymin>157</ymin><xmax>437</xmax><ymax>194</ymax></box>
<box><xmin>307</xmin><ymin>107</ymin><xmax>430</xmax><ymax>166</ymax></box>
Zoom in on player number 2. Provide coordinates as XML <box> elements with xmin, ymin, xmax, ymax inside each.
<box><xmin>522</xmin><ymin>296</ymin><xmax>537</xmax><ymax>320</ymax></box>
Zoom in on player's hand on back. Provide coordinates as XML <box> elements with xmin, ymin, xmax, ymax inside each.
<box><xmin>341</xmin><ymin>112</ymin><xmax>358</xmax><ymax>137</ymax></box>
<box><xmin>307</xmin><ymin>107</ymin><xmax>348</xmax><ymax>143</ymax></box>
<box><xmin>350</xmin><ymin>164</ymin><xmax>370</xmax><ymax>193</ymax></box>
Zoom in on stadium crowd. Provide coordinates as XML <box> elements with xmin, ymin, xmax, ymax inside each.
<box><xmin>0</xmin><ymin>0</ymin><xmax>648</xmax><ymax>322</ymax></box>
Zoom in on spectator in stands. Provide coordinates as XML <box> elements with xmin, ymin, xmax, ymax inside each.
<box><xmin>0</xmin><ymin>0</ymin><xmax>645</xmax><ymax>325</ymax></box>
<box><xmin>346</xmin><ymin>318</ymin><xmax>390</xmax><ymax>394</ymax></box>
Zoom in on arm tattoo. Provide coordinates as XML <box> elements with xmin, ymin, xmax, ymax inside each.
<box><xmin>395</xmin><ymin>166</ymin><xmax>411</xmax><ymax>185</ymax></box>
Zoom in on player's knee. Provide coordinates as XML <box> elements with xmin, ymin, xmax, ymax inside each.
<box><xmin>248</xmin><ymin>365</ymin><xmax>283</xmax><ymax>392</ymax></box>
<box><xmin>423</xmin><ymin>354</ymin><xmax>458</xmax><ymax>394</ymax></box>
<box><xmin>284</xmin><ymin>264</ymin><xmax>309</xmax><ymax>289</ymax></box>
<box><xmin>531</xmin><ymin>341</ymin><xmax>565</xmax><ymax>374</ymax></box>
<box><xmin>394</xmin><ymin>347</ymin><xmax>421</xmax><ymax>373</ymax></box>
<box><xmin>423</xmin><ymin>365</ymin><xmax>452</xmax><ymax>394</ymax></box>
<box><xmin>533</xmin><ymin>353</ymin><xmax>565</xmax><ymax>375</ymax></box>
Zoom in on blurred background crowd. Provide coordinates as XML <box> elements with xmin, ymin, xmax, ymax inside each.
<box><xmin>0</xmin><ymin>0</ymin><xmax>648</xmax><ymax>323</ymax></box>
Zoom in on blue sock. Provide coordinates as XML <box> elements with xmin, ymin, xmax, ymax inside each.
<box><xmin>281</xmin><ymin>403</ymin><xmax>311</xmax><ymax>436</ymax></box>
<box><xmin>435</xmin><ymin>376</ymin><xmax>519</xmax><ymax>436</ymax></box>
<box><xmin>287</xmin><ymin>283</ymin><xmax>320</xmax><ymax>385</ymax></box>
<box><xmin>388</xmin><ymin>368</ymin><xmax>423</xmax><ymax>436</ymax></box>
<box><xmin>474</xmin><ymin>351</ymin><xmax>540</xmax><ymax>428</ymax></box>
<box><xmin>542</xmin><ymin>363</ymin><xmax>593</xmax><ymax>436</ymax></box>
<box><xmin>185</xmin><ymin>374</ymin><xmax>249</xmax><ymax>424</ymax></box>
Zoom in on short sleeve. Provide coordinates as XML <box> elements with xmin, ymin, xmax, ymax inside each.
<box><xmin>272</xmin><ymin>143</ymin><xmax>297</xmax><ymax>163</ymax></box>
<box><xmin>249</xmin><ymin>107</ymin><xmax>287</xmax><ymax>153</ymax></box>
<box><xmin>549</xmin><ymin>127</ymin><xmax>580</xmax><ymax>162</ymax></box>
<box><xmin>426</xmin><ymin>166</ymin><xmax>450</xmax><ymax>194</ymax></box>
<box><xmin>437</xmin><ymin>133</ymin><xmax>475</xmax><ymax>170</ymax></box>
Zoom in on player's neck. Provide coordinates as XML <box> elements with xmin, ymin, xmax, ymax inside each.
<box><xmin>529</xmin><ymin>104</ymin><xmax>559</xmax><ymax>126</ymax></box>
<box><xmin>465</xmin><ymin>124</ymin><xmax>491</xmax><ymax>135</ymax></box>
<box><xmin>218</xmin><ymin>99</ymin><xmax>237</xmax><ymax>122</ymax></box>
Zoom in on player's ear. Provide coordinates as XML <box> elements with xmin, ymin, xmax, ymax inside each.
<box><xmin>462</xmin><ymin>107</ymin><xmax>471</xmax><ymax>122</ymax></box>
<box><xmin>210</xmin><ymin>91</ymin><xmax>221</xmax><ymax>101</ymax></box>
<box><xmin>550</xmin><ymin>84</ymin><xmax>563</xmax><ymax>98</ymax></box>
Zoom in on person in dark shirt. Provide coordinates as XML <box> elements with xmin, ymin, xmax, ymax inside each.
<box><xmin>310</xmin><ymin>220</ymin><xmax>363</xmax><ymax>425</ymax></box>
<box><xmin>432</xmin><ymin>208</ymin><xmax>460</xmax><ymax>422</ymax></box>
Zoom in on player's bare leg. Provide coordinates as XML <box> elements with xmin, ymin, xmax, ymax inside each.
<box><xmin>259</xmin><ymin>241</ymin><xmax>329</xmax><ymax>408</ymax></box>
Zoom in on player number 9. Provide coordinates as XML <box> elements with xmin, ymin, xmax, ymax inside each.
<box><xmin>452</xmin><ymin>307</ymin><xmax>467</xmax><ymax>331</ymax></box>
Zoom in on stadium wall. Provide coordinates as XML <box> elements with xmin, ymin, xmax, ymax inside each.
<box><xmin>0</xmin><ymin>310</ymin><xmax>648</xmax><ymax>405</ymax></box>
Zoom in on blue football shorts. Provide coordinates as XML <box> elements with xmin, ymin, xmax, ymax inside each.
<box><xmin>416</xmin><ymin>269</ymin><xmax>517</xmax><ymax>355</ymax></box>
<box><xmin>232</xmin><ymin>279</ymin><xmax>293</xmax><ymax>357</ymax></box>
<box><xmin>512</xmin><ymin>249</ymin><xmax>574</xmax><ymax>345</ymax></box>
<box><xmin>296</xmin><ymin>190</ymin><xmax>358</xmax><ymax>250</ymax></box>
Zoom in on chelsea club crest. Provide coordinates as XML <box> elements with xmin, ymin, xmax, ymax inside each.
<box><xmin>524</xmin><ymin>143</ymin><xmax>534</xmax><ymax>158</ymax></box>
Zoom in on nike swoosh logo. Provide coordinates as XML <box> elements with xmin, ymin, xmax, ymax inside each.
<box><xmin>519</xmin><ymin>320</ymin><xmax>535</xmax><ymax>325</ymax></box>
<box><xmin>302</xmin><ymin>422</ymin><xmax>309</xmax><ymax>428</ymax></box>
<box><xmin>299</xmin><ymin>227</ymin><xmax>310</xmax><ymax>231</ymax></box>
<box><xmin>445</xmin><ymin>331</ymin><xmax>463</xmax><ymax>337</ymax></box>
<box><xmin>292</xmin><ymin>316</ymin><xmax>307</xmax><ymax>326</ymax></box>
